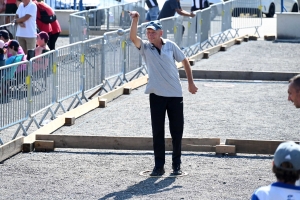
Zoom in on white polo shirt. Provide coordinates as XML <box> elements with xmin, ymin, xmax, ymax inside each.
<box><xmin>138</xmin><ymin>37</ymin><xmax>186</xmax><ymax>97</ymax></box>
<box><xmin>16</xmin><ymin>1</ymin><xmax>37</xmax><ymax>38</ymax></box>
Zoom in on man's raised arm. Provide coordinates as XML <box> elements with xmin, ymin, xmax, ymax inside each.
<box><xmin>129</xmin><ymin>11</ymin><xmax>141</xmax><ymax>49</ymax></box>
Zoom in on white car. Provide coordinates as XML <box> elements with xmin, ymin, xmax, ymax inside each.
<box><xmin>232</xmin><ymin>0</ymin><xmax>299</xmax><ymax>18</ymax></box>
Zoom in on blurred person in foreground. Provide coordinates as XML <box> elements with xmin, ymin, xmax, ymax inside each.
<box><xmin>251</xmin><ymin>141</ymin><xmax>300</xmax><ymax>199</ymax></box>
<box><xmin>129</xmin><ymin>11</ymin><xmax>198</xmax><ymax>176</ymax></box>
<box><xmin>287</xmin><ymin>74</ymin><xmax>300</xmax><ymax>187</ymax></box>
<box><xmin>14</xmin><ymin>0</ymin><xmax>37</xmax><ymax>53</ymax></box>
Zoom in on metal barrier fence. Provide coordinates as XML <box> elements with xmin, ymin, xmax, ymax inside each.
<box><xmin>101</xmin><ymin>30</ymin><xmax>124</xmax><ymax>92</ymax></box>
<box><xmin>22</xmin><ymin>50</ymin><xmax>57</xmax><ymax>136</ymax></box>
<box><xmin>0</xmin><ymin>60</ymin><xmax>29</xmax><ymax>144</ymax></box>
<box><xmin>0</xmin><ymin>14</ymin><xmax>15</xmax><ymax>26</ymax></box>
<box><xmin>54</xmin><ymin>42</ymin><xmax>84</xmax><ymax>112</ymax></box>
<box><xmin>69</xmin><ymin>11</ymin><xmax>88</xmax><ymax>44</ymax></box>
<box><xmin>231</xmin><ymin>0</ymin><xmax>262</xmax><ymax>36</ymax></box>
<box><xmin>82</xmin><ymin>36</ymin><xmax>105</xmax><ymax>93</ymax></box>
<box><xmin>123</xmin><ymin>28</ymin><xmax>144</xmax><ymax>81</ymax></box>
<box><xmin>0</xmin><ymin>0</ymin><xmax>264</xmax><ymax>145</ymax></box>
<box><xmin>69</xmin><ymin>0</ymin><xmax>145</xmax><ymax>43</ymax></box>
<box><xmin>0</xmin><ymin>22</ymin><xmax>16</xmax><ymax>39</ymax></box>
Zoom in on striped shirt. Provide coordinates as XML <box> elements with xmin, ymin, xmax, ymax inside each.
<box><xmin>138</xmin><ymin>37</ymin><xmax>185</xmax><ymax>97</ymax></box>
<box><xmin>251</xmin><ymin>182</ymin><xmax>300</xmax><ymax>200</ymax></box>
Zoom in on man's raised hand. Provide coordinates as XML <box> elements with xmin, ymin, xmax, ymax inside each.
<box><xmin>129</xmin><ymin>11</ymin><xmax>140</xmax><ymax>19</ymax></box>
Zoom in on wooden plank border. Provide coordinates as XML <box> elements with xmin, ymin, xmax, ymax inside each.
<box><xmin>0</xmin><ymin>136</ymin><xmax>24</xmax><ymax>162</ymax></box>
<box><xmin>179</xmin><ymin>70</ymin><xmax>300</xmax><ymax>81</ymax></box>
<box><xmin>36</xmin><ymin>135</ymin><xmax>220</xmax><ymax>152</ymax></box>
<box><xmin>225</xmin><ymin>139</ymin><xmax>299</xmax><ymax>154</ymax></box>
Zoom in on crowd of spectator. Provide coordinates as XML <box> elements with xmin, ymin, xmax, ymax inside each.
<box><xmin>0</xmin><ymin>0</ymin><xmax>61</xmax><ymax>98</ymax></box>
<box><xmin>0</xmin><ymin>0</ymin><xmax>61</xmax><ymax>67</ymax></box>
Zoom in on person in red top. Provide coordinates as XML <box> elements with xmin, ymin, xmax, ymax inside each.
<box><xmin>34</xmin><ymin>0</ymin><xmax>60</xmax><ymax>50</ymax></box>
<box><xmin>33</xmin><ymin>0</ymin><xmax>52</xmax><ymax>39</ymax></box>
<box><xmin>48</xmin><ymin>14</ymin><xmax>61</xmax><ymax>50</ymax></box>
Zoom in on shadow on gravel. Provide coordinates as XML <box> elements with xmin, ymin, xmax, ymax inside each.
<box><xmin>98</xmin><ymin>177</ymin><xmax>181</xmax><ymax>200</ymax></box>
<box><xmin>52</xmin><ymin>150</ymin><xmax>273</xmax><ymax>160</ymax></box>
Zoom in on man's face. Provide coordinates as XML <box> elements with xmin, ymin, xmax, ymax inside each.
<box><xmin>146</xmin><ymin>28</ymin><xmax>162</xmax><ymax>43</ymax></box>
<box><xmin>288</xmin><ymin>83</ymin><xmax>300</xmax><ymax>108</ymax></box>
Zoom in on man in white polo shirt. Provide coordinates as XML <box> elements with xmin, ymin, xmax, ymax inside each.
<box><xmin>14</xmin><ymin>0</ymin><xmax>37</xmax><ymax>53</ymax></box>
<box><xmin>129</xmin><ymin>11</ymin><xmax>198</xmax><ymax>176</ymax></box>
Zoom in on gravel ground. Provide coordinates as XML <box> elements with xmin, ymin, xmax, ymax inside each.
<box><xmin>193</xmin><ymin>40</ymin><xmax>300</xmax><ymax>72</ymax></box>
<box><xmin>1</xmin><ymin>39</ymin><xmax>300</xmax><ymax>199</ymax></box>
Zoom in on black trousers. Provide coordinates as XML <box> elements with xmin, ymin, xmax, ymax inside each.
<box><xmin>149</xmin><ymin>93</ymin><xmax>184</xmax><ymax>168</ymax></box>
<box><xmin>47</xmin><ymin>32</ymin><xmax>60</xmax><ymax>50</ymax></box>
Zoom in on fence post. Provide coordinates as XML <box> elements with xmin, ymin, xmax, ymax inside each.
<box><xmin>101</xmin><ymin>37</ymin><xmax>105</xmax><ymax>83</ymax></box>
<box><xmin>121</xmin><ymin>35</ymin><xmax>127</xmax><ymax>82</ymax></box>
<box><xmin>27</xmin><ymin>61</ymin><xmax>33</xmax><ymax>118</ymax></box>
<box><xmin>106</xmin><ymin>8</ymin><xmax>110</xmax><ymax>31</ymax></box>
<box><xmin>80</xmin><ymin>42</ymin><xmax>86</xmax><ymax>98</ymax></box>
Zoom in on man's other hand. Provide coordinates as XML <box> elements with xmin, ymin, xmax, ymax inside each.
<box><xmin>188</xmin><ymin>83</ymin><xmax>198</xmax><ymax>94</ymax></box>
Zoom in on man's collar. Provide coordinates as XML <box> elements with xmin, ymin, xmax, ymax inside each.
<box><xmin>150</xmin><ymin>38</ymin><xmax>165</xmax><ymax>47</ymax></box>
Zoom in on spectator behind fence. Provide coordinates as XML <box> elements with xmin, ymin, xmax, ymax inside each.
<box><xmin>0</xmin><ymin>0</ymin><xmax>5</xmax><ymax>25</ymax></box>
<box><xmin>157</xmin><ymin>0</ymin><xmax>195</xmax><ymax>42</ymax></box>
<box><xmin>0</xmin><ymin>30</ymin><xmax>25</xmax><ymax>59</ymax></box>
<box><xmin>158</xmin><ymin>0</ymin><xmax>195</xmax><ymax>20</ymax></box>
<box><xmin>145</xmin><ymin>0</ymin><xmax>159</xmax><ymax>22</ymax></box>
<box><xmin>191</xmin><ymin>0</ymin><xmax>209</xmax><ymax>11</ymax></box>
<box><xmin>5</xmin><ymin>40</ymin><xmax>22</xmax><ymax>65</ymax></box>
<box><xmin>15</xmin><ymin>0</ymin><xmax>22</xmax><ymax>8</ymax></box>
<box><xmin>32</xmin><ymin>31</ymin><xmax>49</xmax><ymax>73</ymax></box>
<box><xmin>0</xmin><ymin>39</ymin><xmax>5</xmax><ymax>60</ymax></box>
<box><xmin>35</xmin><ymin>31</ymin><xmax>49</xmax><ymax>56</ymax></box>
<box><xmin>251</xmin><ymin>141</ymin><xmax>300</xmax><ymax>199</ymax></box>
<box><xmin>15</xmin><ymin>0</ymin><xmax>37</xmax><ymax>53</ymax></box>
<box><xmin>34</xmin><ymin>0</ymin><xmax>61</xmax><ymax>50</ymax></box>
<box><xmin>5</xmin><ymin>0</ymin><xmax>17</xmax><ymax>24</ymax></box>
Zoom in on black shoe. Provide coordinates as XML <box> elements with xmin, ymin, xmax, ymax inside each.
<box><xmin>172</xmin><ymin>164</ymin><xmax>182</xmax><ymax>175</ymax></box>
<box><xmin>150</xmin><ymin>167</ymin><xmax>165</xmax><ymax>176</ymax></box>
